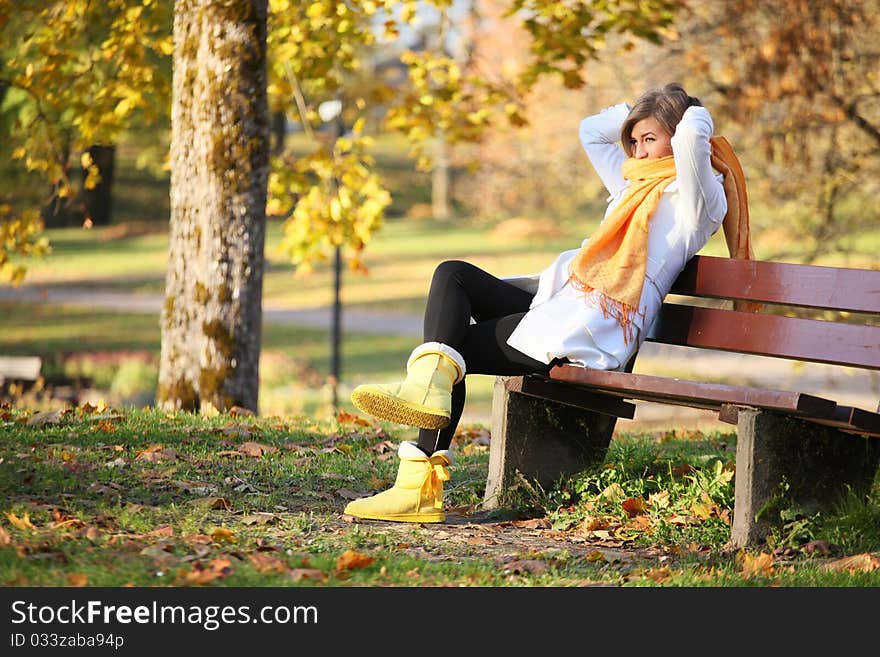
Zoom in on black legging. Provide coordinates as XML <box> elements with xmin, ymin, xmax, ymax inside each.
<box><xmin>417</xmin><ymin>260</ymin><xmax>552</xmax><ymax>454</ymax></box>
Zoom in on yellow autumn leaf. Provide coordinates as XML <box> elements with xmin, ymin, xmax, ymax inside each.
<box><xmin>210</xmin><ymin>528</ymin><xmax>237</xmax><ymax>543</ymax></box>
<box><xmin>6</xmin><ymin>512</ymin><xmax>35</xmax><ymax>530</ymax></box>
<box><xmin>201</xmin><ymin>402</ymin><xmax>220</xmax><ymax>418</ymax></box>
<box><xmin>740</xmin><ymin>552</ymin><xmax>775</xmax><ymax>579</ymax></box>
<box><xmin>156</xmin><ymin>37</ymin><xmax>174</xmax><ymax>55</ymax></box>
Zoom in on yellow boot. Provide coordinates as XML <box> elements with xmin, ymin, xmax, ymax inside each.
<box><xmin>343</xmin><ymin>441</ymin><xmax>452</xmax><ymax>522</ymax></box>
<box><xmin>350</xmin><ymin>342</ymin><xmax>465</xmax><ymax>430</ymax></box>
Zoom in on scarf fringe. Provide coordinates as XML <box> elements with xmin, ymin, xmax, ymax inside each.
<box><xmin>570</xmin><ymin>276</ymin><xmax>643</xmax><ymax>345</ymax></box>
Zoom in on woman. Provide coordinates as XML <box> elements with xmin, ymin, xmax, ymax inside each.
<box><xmin>345</xmin><ymin>82</ymin><xmax>751</xmax><ymax>523</ymax></box>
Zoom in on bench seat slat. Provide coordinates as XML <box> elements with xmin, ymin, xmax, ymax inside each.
<box><xmin>670</xmin><ymin>256</ymin><xmax>880</xmax><ymax>314</ymax></box>
<box><xmin>548</xmin><ymin>365</ymin><xmax>838</xmax><ymax>418</ymax></box>
<box><xmin>517</xmin><ymin>375</ymin><xmax>636</xmax><ymax>418</ymax></box>
<box><xmin>648</xmin><ymin>304</ymin><xmax>880</xmax><ymax>370</ymax></box>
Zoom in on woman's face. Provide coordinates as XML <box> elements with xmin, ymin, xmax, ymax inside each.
<box><xmin>629</xmin><ymin>116</ymin><xmax>673</xmax><ymax>159</ymax></box>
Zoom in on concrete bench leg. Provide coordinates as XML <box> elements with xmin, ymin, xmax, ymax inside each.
<box><xmin>483</xmin><ymin>376</ymin><xmax>617</xmax><ymax>510</ymax></box>
<box><xmin>732</xmin><ymin>408</ymin><xmax>880</xmax><ymax>548</ymax></box>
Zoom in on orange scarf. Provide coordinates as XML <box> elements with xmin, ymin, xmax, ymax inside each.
<box><xmin>569</xmin><ymin>136</ymin><xmax>753</xmax><ymax>342</ymax></box>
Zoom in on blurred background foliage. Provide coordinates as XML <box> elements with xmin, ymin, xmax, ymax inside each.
<box><xmin>2</xmin><ymin>0</ymin><xmax>876</xmax><ymax>275</ymax></box>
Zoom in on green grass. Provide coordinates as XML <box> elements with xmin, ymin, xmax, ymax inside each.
<box><xmin>0</xmin><ymin>407</ymin><xmax>876</xmax><ymax>587</ymax></box>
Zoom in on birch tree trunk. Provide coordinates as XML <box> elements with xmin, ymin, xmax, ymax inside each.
<box><xmin>158</xmin><ymin>0</ymin><xmax>269</xmax><ymax>413</ymax></box>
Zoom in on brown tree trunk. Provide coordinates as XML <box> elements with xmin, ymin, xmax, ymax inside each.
<box><xmin>158</xmin><ymin>0</ymin><xmax>269</xmax><ymax>414</ymax></box>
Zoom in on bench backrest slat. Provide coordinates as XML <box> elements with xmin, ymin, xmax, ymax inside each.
<box><xmin>670</xmin><ymin>256</ymin><xmax>880</xmax><ymax>314</ymax></box>
<box><xmin>647</xmin><ymin>304</ymin><xmax>880</xmax><ymax>370</ymax></box>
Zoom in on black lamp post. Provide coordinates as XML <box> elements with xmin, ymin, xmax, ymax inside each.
<box><xmin>319</xmin><ymin>99</ymin><xmax>344</xmax><ymax>412</ymax></box>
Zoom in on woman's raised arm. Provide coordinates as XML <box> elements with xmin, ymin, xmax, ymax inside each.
<box><xmin>670</xmin><ymin>106</ymin><xmax>727</xmax><ymax>231</ymax></box>
<box><xmin>578</xmin><ymin>103</ymin><xmax>630</xmax><ymax>198</ymax></box>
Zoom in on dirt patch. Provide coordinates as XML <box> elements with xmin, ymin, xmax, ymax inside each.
<box><xmin>332</xmin><ymin>509</ymin><xmax>692</xmax><ymax>577</ymax></box>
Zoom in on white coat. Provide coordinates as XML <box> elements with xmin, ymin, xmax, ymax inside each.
<box><xmin>505</xmin><ymin>103</ymin><xmax>728</xmax><ymax>370</ymax></box>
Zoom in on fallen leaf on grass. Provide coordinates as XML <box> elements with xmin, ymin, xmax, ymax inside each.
<box><xmin>597</xmin><ymin>482</ymin><xmax>625</xmax><ymax>504</ymax></box>
<box><xmin>336</xmin><ymin>410</ymin><xmax>371</xmax><ymax>426</ymax></box>
<box><xmin>135</xmin><ymin>446</ymin><xmax>178</xmax><ymax>463</ymax></box>
<box><xmin>27</xmin><ymin>410</ymin><xmax>66</xmax><ymax>427</ymax></box>
<box><xmin>824</xmin><ymin>553</ymin><xmax>880</xmax><ymax>574</ymax></box>
<box><xmin>740</xmin><ymin>552</ymin><xmax>775</xmax><ymax>579</ymax></box>
<box><xmin>50</xmin><ymin>513</ymin><xmax>85</xmax><ymax>530</ymax></box>
<box><xmin>6</xmin><ymin>512</ymin><xmax>35</xmax><ymax>530</ymax></box>
<box><xmin>626</xmin><ymin>515</ymin><xmax>653</xmax><ymax>531</ymax></box>
<box><xmin>239</xmin><ymin>442</ymin><xmax>278</xmax><ymax>458</ymax></box>
<box><xmin>290</xmin><ymin>568</ymin><xmax>327</xmax><ymax>583</ymax></box>
<box><xmin>642</xmin><ymin>566</ymin><xmax>672</xmax><ymax>583</ymax></box>
<box><xmin>92</xmin><ymin>419</ymin><xmax>117</xmax><ymax>433</ymax></box>
<box><xmin>578</xmin><ymin>516</ymin><xmax>610</xmax><ymax>533</ymax></box>
<box><xmin>248</xmin><ymin>553</ymin><xmax>289</xmax><ymax>574</ymax></box>
<box><xmin>180</xmin><ymin>558</ymin><xmax>233</xmax><ymax>585</ymax></box>
<box><xmin>621</xmin><ymin>497</ymin><xmax>646</xmax><ymax>517</ymax></box>
<box><xmin>336</xmin><ymin>549</ymin><xmax>375</xmax><ymax>572</ymax></box>
<box><xmin>191</xmin><ymin>497</ymin><xmax>232</xmax><ymax>511</ymax></box>
<box><xmin>648</xmin><ymin>490</ymin><xmax>671</xmax><ymax>510</ymax></box>
<box><xmin>148</xmin><ymin>526</ymin><xmax>174</xmax><ymax>537</ymax></box>
<box><xmin>366</xmin><ymin>440</ymin><xmax>395</xmax><ymax>454</ymax></box>
<box><xmin>182</xmin><ymin>534</ymin><xmax>214</xmax><ymax>546</ymax></box>
<box><xmin>229</xmin><ymin>406</ymin><xmax>255</xmax><ymax>417</ymax></box>
<box><xmin>0</xmin><ymin>526</ymin><xmax>11</xmax><ymax>545</ymax></box>
<box><xmin>241</xmin><ymin>513</ymin><xmax>281</xmax><ymax>526</ymax></box>
<box><xmin>67</xmin><ymin>573</ymin><xmax>88</xmax><ymax>587</ymax></box>
<box><xmin>210</xmin><ymin>528</ymin><xmax>237</xmax><ymax>543</ymax></box>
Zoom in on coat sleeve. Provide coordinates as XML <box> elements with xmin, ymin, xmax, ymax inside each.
<box><xmin>579</xmin><ymin>103</ymin><xmax>630</xmax><ymax>198</ymax></box>
<box><xmin>670</xmin><ymin>106</ymin><xmax>727</xmax><ymax>232</ymax></box>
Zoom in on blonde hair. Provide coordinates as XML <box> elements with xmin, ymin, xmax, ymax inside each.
<box><xmin>620</xmin><ymin>83</ymin><xmax>702</xmax><ymax>157</ymax></box>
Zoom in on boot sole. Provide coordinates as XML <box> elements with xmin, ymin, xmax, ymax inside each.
<box><xmin>345</xmin><ymin>511</ymin><xmax>445</xmax><ymax>523</ymax></box>
<box><xmin>351</xmin><ymin>388</ymin><xmax>450</xmax><ymax>430</ymax></box>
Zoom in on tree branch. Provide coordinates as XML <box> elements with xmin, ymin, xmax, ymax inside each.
<box><xmin>828</xmin><ymin>93</ymin><xmax>880</xmax><ymax>148</ymax></box>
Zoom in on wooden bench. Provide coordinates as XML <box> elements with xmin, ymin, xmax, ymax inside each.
<box><xmin>484</xmin><ymin>255</ymin><xmax>880</xmax><ymax>547</ymax></box>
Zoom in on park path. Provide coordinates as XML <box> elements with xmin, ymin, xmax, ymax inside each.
<box><xmin>2</xmin><ymin>280</ymin><xmax>877</xmax><ymax>431</ymax></box>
